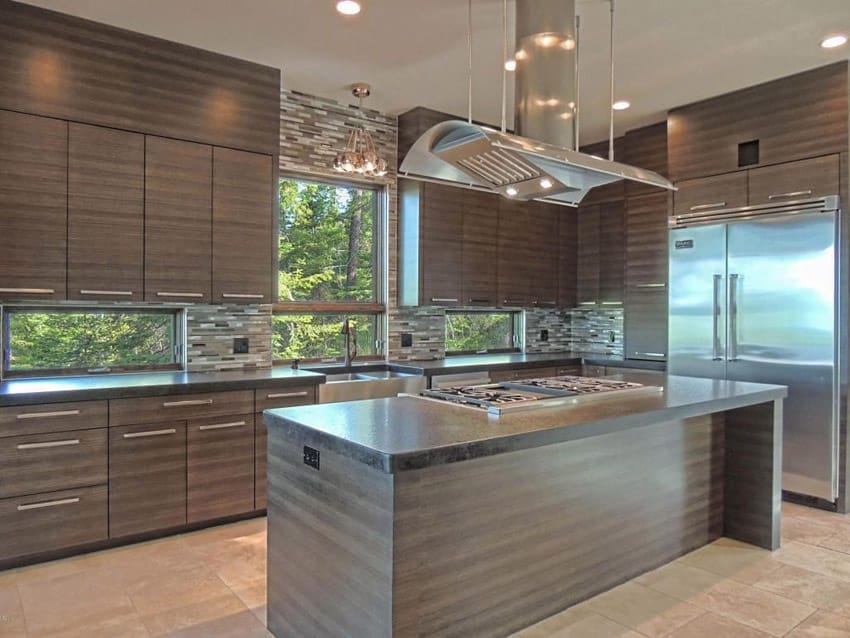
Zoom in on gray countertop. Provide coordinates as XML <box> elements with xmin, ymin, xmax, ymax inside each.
<box><xmin>265</xmin><ymin>373</ymin><xmax>786</xmax><ymax>474</ymax></box>
<box><xmin>0</xmin><ymin>368</ymin><xmax>325</xmax><ymax>406</ymax></box>
<box><xmin>389</xmin><ymin>352</ymin><xmax>665</xmax><ymax>374</ymax></box>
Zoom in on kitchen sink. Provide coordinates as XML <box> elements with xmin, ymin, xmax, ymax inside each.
<box><xmin>354</xmin><ymin>370</ymin><xmax>417</xmax><ymax>380</ymax></box>
<box><xmin>324</xmin><ymin>372</ymin><xmax>365</xmax><ymax>382</ymax></box>
<box><xmin>317</xmin><ymin>369</ymin><xmax>426</xmax><ymax>404</ymax></box>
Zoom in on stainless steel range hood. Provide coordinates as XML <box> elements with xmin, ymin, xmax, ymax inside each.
<box><xmin>399</xmin><ymin>0</ymin><xmax>676</xmax><ymax>206</ymax></box>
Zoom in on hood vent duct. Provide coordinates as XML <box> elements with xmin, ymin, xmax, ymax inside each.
<box><xmin>400</xmin><ymin>0</ymin><xmax>676</xmax><ymax>206</ymax></box>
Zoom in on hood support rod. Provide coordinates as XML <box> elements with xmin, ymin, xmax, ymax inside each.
<box><xmin>608</xmin><ymin>0</ymin><xmax>616</xmax><ymax>161</ymax></box>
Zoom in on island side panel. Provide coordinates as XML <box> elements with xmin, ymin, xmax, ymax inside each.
<box><xmin>723</xmin><ymin>399</ymin><xmax>783</xmax><ymax>550</ymax></box>
<box><xmin>392</xmin><ymin>414</ymin><xmax>724</xmax><ymax>638</ymax></box>
<box><xmin>266</xmin><ymin>428</ymin><xmax>394</xmax><ymax>638</ymax></box>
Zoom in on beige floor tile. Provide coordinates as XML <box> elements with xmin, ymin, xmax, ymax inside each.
<box><xmin>179</xmin><ymin>518</ymin><xmax>266</xmax><ymax>548</ymax></box>
<box><xmin>586</xmin><ymin>582</ymin><xmax>702</xmax><ymax>637</ymax></box>
<box><xmin>510</xmin><ymin>604</ymin><xmax>596</xmax><ymax>637</ymax></box>
<box><xmin>251</xmin><ymin>604</ymin><xmax>266</xmax><ymax>626</ymax></box>
<box><xmin>753</xmin><ymin>564</ymin><xmax>850</xmax><ymax>617</ymax></box>
<box><xmin>774</xmin><ymin>541</ymin><xmax>850</xmax><ymax>582</ymax></box>
<box><xmin>140</xmin><ymin>594</ymin><xmax>249</xmax><ymax>637</ymax></box>
<box><xmin>0</xmin><ymin>583</ymin><xmax>27</xmax><ymax>637</ymax></box>
<box><xmin>783</xmin><ymin>515</ymin><xmax>840</xmax><ymax>546</ymax></box>
<box><xmin>688</xmin><ymin>578</ymin><xmax>815</xmax><ymax>637</ymax></box>
<box><xmin>636</xmin><ymin>562</ymin><xmax>727</xmax><ymax>602</ymax></box>
<box><xmin>525</xmin><ymin>612</ymin><xmax>647</xmax><ymax>638</ymax></box>
<box><xmin>37</xmin><ymin>614</ymin><xmax>150</xmax><ymax>638</ymax></box>
<box><xmin>819</xmin><ymin>532</ymin><xmax>850</xmax><ymax>556</ymax></box>
<box><xmin>158</xmin><ymin>608</ymin><xmax>271</xmax><ymax>637</ymax></box>
<box><xmin>127</xmin><ymin>568</ymin><xmax>239</xmax><ymax>618</ymax></box>
<box><xmin>190</xmin><ymin>533</ymin><xmax>266</xmax><ymax>590</ymax></box>
<box><xmin>665</xmin><ymin>612</ymin><xmax>773</xmax><ymax>638</ymax></box>
<box><xmin>678</xmin><ymin>538</ymin><xmax>781</xmax><ymax>584</ymax></box>
<box><xmin>228</xmin><ymin>575</ymin><xmax>266</xmax><ymax>612</ymax></box>
<box><xmin>785</xmin><ymin>610</ymin><xmax>850</xmax><ymax>638</ymax></box>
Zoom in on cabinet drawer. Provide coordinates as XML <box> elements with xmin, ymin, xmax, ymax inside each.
<box><xmin>582</xmin><ymin>365</ymin><xmax>607</xmax><ymax>377</ymax></box>
<box><xmin>109</xmin><ymin>390</ymin><xmax>254</xmax><ymax>426</ymax></box>
<box><xmin>0</xmin><ymin>484</ymin><xmax>108</xmax><ymax>562</ymax></box>
<box><xmin>187</xmin><ymin>414</ymin><xmax>255</xmax><ymax>523</ymax></box>
<box><xmin>0</xmin><ymin>401</ymin><xmax>108</xmax><ymax>438</ymax></box>
<box><xmin>556</xmin><ymin>366</ymin><xmax>581</xmax><ymax>376</ymax></box>
<box><xmin>489</xmin><ymin>367</ymin><xmax>557</xmax><ymax>382</ymax></box>
<box><xmin>255</xmin><ymin>385</ymin><xmax>317</xmax><ymax>411</ymax></box>
<box><xmin>0</xmin><ymin>428</ymin><xmax>107</xmax><ymax>499</ymax></box>
<box><xmin>673</xmin><ymin>172</ymin><xmax>748</xmax><ymax>218</ymax></box>
<box><xmin>747</xmin><ymin>155</ymin><xmax>840</xmax><ymax>205</ymax></box>
<box><xmin>109</xmin><ymin>422</ymin><xmax>187</xmax><ymax>537</ymax></box>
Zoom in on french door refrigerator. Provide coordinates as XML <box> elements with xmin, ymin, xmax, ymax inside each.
<box><xmin>668</xmin><ymin>196</ymin><xmax>840</xmax><ymax>502</ymax></box>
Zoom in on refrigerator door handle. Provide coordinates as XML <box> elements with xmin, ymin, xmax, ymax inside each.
<box><xmin>729</xmin><ymin>273</ymin><xmax>739</xmax><ymax>361</ymax></box>
<box><xmin>712</xmin><ymin>274</ymin><xmax>723</xmax><ymax>361</ymax></box>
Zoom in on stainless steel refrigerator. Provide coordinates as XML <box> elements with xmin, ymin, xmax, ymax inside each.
<box><xmin>668</xmin><ymin>195</ymin><xmax>840</xmax><ymax>502</ymax></box>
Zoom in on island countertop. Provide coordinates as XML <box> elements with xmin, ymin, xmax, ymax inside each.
<box><xmin>265</xmin><ymin>373</ymin><xmax>787</xmax><ymax>473</ymax></box>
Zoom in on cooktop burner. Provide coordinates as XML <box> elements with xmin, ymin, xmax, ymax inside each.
<box><xmin>417</xmin><ymin>375</ymin><xmax>659</xmax><ymax>415</ymax></box>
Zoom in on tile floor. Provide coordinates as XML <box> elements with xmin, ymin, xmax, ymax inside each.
<box><xmin>0</xmin><ymin>503</ymin><xmax>848</xmax><ymax>637</ymax></box>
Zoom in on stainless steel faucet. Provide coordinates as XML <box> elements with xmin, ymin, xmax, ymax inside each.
<box><xmin>341</xmin><ymin>318</ymin><xmax>357</xmax><ymax>368</ymax></box>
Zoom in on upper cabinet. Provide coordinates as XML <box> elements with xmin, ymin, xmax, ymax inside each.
<box><xmin>0</xmin><ymin>111</ymin><xmax>68</xmax><ymax>301</ymax></box>
<box><xmin>212</xmin><ymin>148</ymin><xmax>275</xmax><ymax>304</ymax></box>
<box><xmin>747</xmin><ymin>155</ymin><xmax>840</xmax><ymax>206</ymax></box>
<box><xmin>672</xmin><ymin>172</ymin><xmax>748</xmax><ymax>218</ymax></box>
<box><xmin>462</xmin><ymin>190</ymin><xmax>499</xmax><ymax>306</ymax></box>
<box><xmin>668</xmin><ymin>62</ymin><xmax>848</xmax><ymax>182</ymax></box>
<box><xmin>420</xmin><ymin>183</ymin><xmax>464</xmax><ymax>305</ymax></box>
<box><xmin>624</xmin><ymin>122</ymin><xmax>669</xmax><ymax>197</ymax></box>
<box><xmin>145</xmin><ymin>137</ymin><xmax>213</xmax><ymax>303</ymax></box>
<box><xmin>575</xmin><ymin>201</ymin><xmax>626</xmax><ymax>307</ymax></box>
<box><xmin>67</xmin><ymin>124</ymin><xmax>145</xmax><ymax>301</ymax></box>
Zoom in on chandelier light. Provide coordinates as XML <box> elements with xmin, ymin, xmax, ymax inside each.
<box><xmin>333</xmin><ymin>83</ymin><xmax>388</xmax><ymax>177</ymax></box>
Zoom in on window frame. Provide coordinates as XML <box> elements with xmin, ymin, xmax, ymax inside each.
<box><xmin>273</xmin><ymin>173</ymin><xmax>387</xmax><ymax>364</ymax></box>
<box><xmin>1</xmin><ymin>305</ymin><xmax>185</xmax><ymax>379</ymax></box>
<box><xmin>444</xmin><ymin>309</ymin><xmax>524</xmax><ymax>356</ymax></box>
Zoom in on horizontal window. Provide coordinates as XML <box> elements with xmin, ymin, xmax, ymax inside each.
<box><xmin>2</xmin><ymin>308</ymin><xmax>180</xmax><ymax>377</ymax></box>
<box><xmin>272</xmin><ymin>313</ymin><xmax>380</xmax><ymax>362</ymax></box>
<box><xmin>445</xmin><ymin>311</ymin><xmax>522</xmax><ymax>355</ymax></box>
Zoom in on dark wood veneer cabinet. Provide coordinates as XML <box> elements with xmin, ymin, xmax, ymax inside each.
<box><xmin>67</xmin><ymin>123</ymin><xmax>144</xmax><ymax>301</ymax></box>
<box><xmin>575</xmin><ymin>205</ymin><xmax>601</xmax><ymax>306</ymax></box>
<box><xmin>624</xmin><ymin>122</ymin><xmax>669</xmax><ymax>197</ymax></box>
<box><xmin>462</xmin><ymin>190</ymin><xmax>499</xmax><ymax>305</ymax></box>
<box><xmin>145</xmin><ymin>137</ymin><xmax>213</xmax><ymax>303</ymax></box>
<box><xmin>576</xmin><ymin>201</ymin><xmax>625</xmax><ymax>307</ymax></box>
<box><xmin>498</xmin><ymin>197</ymin><xmax>534</xmax><ymax>306</ymax></box>
<box><xmin>672</xmin><ymin>172</ymin><xmax>748</xmax><ymax>218</ymax></box>
<box><xmin>187</xmin><ymin>414</ymin><xmax>255</xmax><ymax>522</ymax></box>
<box><xmin>626</xmin><ymin>192</ymin><xmax>669</xmax><ymax>288</ymax></box>
<box><xmin>420</xmin><ymin>183</ymin><xmax>464</xmax><ymax>305</ymax></box>
<box><xmin>747</xmin><ymin>154</ymin><xmax>840</xmax><ymax>205</ymax></box>
<box><xmin>109</xmin><ymin>422</ymin><xmax>187</xmax><ymax>538</ymax></box>
<box><xmin>212</xmin><ymin>148</ymin><xmax>274</xmax><ymax>303</ymax></box>
<box><xmin>527</xmin><ymin>201</ymin><xmax>561</xmax><ymax>306</ymax></box>
<box><xmin>0</xmin><ymin>110</ymin><xmax>68</xmax><ymax>301</ymax></box>
<box><xmin>557</xmin><ymin>207</ymin><xmax>578</xmax><ymax>308</ymax></box>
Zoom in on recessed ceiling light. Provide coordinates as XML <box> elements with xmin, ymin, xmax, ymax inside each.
<box><xmin>506</xmin><ymin>187</ymin><xmax>518</xmax><ymax>196</ymax></box>
<box><xmin>612</xmin><ymin>100</ymin><xmax>631</xmax><ymax>111</ymax></box>
<box><xmin>821</xmin><ymin>34</ymin><xmax>848</xmax><ymax>49</ymax></box>
<box><xmin>504</xmin><ymin>59</ymin><xmax>517</xmax><ymax>72</ymax></box>
<box><xmin>336</xmin><ymin>1</ymin><xmax>361</xmax><ymax>16</ymax></box>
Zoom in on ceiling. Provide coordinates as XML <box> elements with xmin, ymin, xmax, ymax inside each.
<box><xmin>20</xmin><ymin>0</ymin><xmax>850</xmax><ymax>144</ymax></box>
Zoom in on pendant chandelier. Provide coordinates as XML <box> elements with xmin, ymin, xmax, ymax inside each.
<box><xmin>333</xmin><ymin>83</ymin><xmax>388</xmax><ymax>177</ymax></box>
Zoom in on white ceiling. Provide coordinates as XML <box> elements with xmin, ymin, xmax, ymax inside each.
<box><xmin>20</xmin><ymin>0</ymin><xmax>850</xmax><ymax>143</ymax></box>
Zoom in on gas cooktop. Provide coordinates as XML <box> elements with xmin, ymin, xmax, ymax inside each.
<box><xmin>417</xmin><ymin>375</ymin><xmax>660</xmax><ymax>415</ymax></box>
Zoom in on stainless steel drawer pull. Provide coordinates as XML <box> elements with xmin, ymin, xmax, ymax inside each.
<box><xmin>267</xmin><ymin>391</ymin><xmax>309</xmax><ymax>399</ymax></box>
<box><xmin>80</xmin><ymin>290</ymin><xmax>133</xmax><ymax>296</ymax></box>
<box><xmin>0</xmin><ymin>288</ymin><xmax>54</xmax><ymax>294</ymax></box>
<box><xmin>16</xmin><ymin>409</ymin><xmax>81</xmax><ymax>420</ymax></box>
<box><xmin>157</xmin><ymin>291</ymin><xmax>204</xmax><ymax>298</ymax></box>
<box><xmin>601</xmin><ymin>301</ymin><xmax>623</xmax><ymax>306</ymax></box>
<box><xmin>689</xmin><ymin>202</ymin><xmax>726</xmax><ymax>211</ymax></box>
<box><xmin>199</xmin><ymin>421</ymin><xmax>246</xmax><ymax>431</ymax></box>
<box><xmin>578</xmin><ymin>301</ymin><xmax>597</xmax><ymax>306</ymax></box>
<box><xmin>468</xmin><ymin>298</ymin><xmax>491</xmax><ymax>304</ymax></box>
<box><xmin>634</xmin><ymin>352</ymin><xmax>665</xmax><ymax>358</ymax></box>
<box><xmin>123</xmin><ymin>428</ymin><xmax>177</xmax><ymax>439</ymax></box>
<box><xmin>502</xmin><ymin>299</ymin><xmax>524</xmax><ymax>305</ymax></box>
<box><xmin>162</xmin><ymin>399</ymin><xmax>213</xmax><ymax>408</ymax></box>
<box><xmin>635</xmin><ymin>283</ymin><xmax>666</xmax><ymax>289</ymax></box>
<box><xmin>768</xmin><ymin>190</ymin><xmax>813</xmax><ymax>200</ymax></box>
<box><xmin>17</xmin><ymin>497</ymin><xmax>80</xmax><ymax>511</ymax></box>
<box><xmin>222</xmin><ymin>293</ymin><xmax>265</xmax><ymax>299</ymax></box>
<box><xmin>536</xmin><ymin>300</ymin><xmax>557</xmax><ymax>306</ymax></box>
<box><xmin>17</xmin><ymin>439</ymin><xmax>80</xmax><ymax>450</ymax></box>
<box><xmin>430</xmin><ymin>298</ymin><xmax>458</xmax><ymax>303</ymax></box>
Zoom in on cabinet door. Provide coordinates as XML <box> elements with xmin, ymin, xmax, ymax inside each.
<box><xmin>187</xmin><ymin>414</ymin><xmax>254</xmax><ymax>522</ymax></box>
<box><xmin>462</xmin><ymin>190</ymin><xmax>499</xmax><ymax>306</ymax></box>
<box><xmin>747</xmin><ymin>154</ymin><xmax>840</xmax><ymax>206</ymax></box>
<box><xmin>0</xmin><ymin>110</ymin><xmax>67</xmax><ymax>301</ymax></box>
<box><xmin>624</xmin><ymin>288</ymin><xmax>667</xmax><ymax>361</ymax></box>
<box><xmin>626</xmin><ymin>192</ymin><xmax>669</xmax><ymax>288</ymax></box>
<box><xmin>624</xmin><ymin>122</ymin><xmax>668</xmax><ymax>198</ymax></box>
<box><xmin>109</xmin><ymin>422</ymin><xmax>186</xmax><ymax>538</ymax></box>
<box><xmin>557</xmin><ymin>207</ymin><xmax>578</xmax><ymax>308</ymax></box>
<box><xmin>68</xmin><ymin>124</ymin><xmax>144</xmax><ymax>301</ymax></box>
<box><xmin>212</xmin><ymin>148</ymin><xmax>274</xmax><ymax>303</ymax></box>
<box><xmin>575</xmin><ymin>204</ymin><xmax>600</xmax><ymax>306</ymax></box>
<box><xmin>497</xmin><ymin>198</ymin><xmax>533</xmax><ymax>306</ymax></box>
<box><xmin>672</xmin><ymin>172</ymin><xmax>748</xmax><ymax>218</ymax></box>
<box><xmin>420</xmin><ymin>183</ymin><xmax>463</xmax><ymax>305</ymax></box>
<box><xmin>598</xmin><ymin>200</ymin><xmax>626</xmax><ymax>305</ymax></box>
<box><xmin>145</xmin><ymin>137</ymin><xmax>213</xmax><ymax>303</ymax></box>
<box><xmin>527</xmin><ymin>201</ymin><xmax>560</xmax><ymax>306</ymax></box>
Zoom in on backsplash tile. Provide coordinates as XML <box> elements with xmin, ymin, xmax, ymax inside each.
<box><xmin>565</xmin><ymin>307</ymin><xmax>624</xmax><ymax>357</ymax></box>
<box><xmin>525</xmin><ymin>308</ymin><xmax>571</xmax><ymax>353</ymax></box>
<box><xmin>186</xmin><ymin>304</ymin><xmax>273</xmax><ymax>371</ymax></box>
<box><xmin>388</xmin><ymin>306</ymin><xmax>446</xmax><ymax>360</ymax></box>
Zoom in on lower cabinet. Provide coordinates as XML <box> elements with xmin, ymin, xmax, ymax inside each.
<box><xmin>489</xmin><ymin>365</ymin><xmax>580</xmax><ymax>382</ymax></box>
<box><xmin>187</xmin><ymin>414</ymin><xmax>255</xmax><ymax>523</ymax></box>
<box><xmin>109</xmin><ymin>422</ymin><xmax>187</xmax><ymax>538</ymax></box>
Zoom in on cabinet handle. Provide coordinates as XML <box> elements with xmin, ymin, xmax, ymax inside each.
<box><xmin>16</xmin><ymin>409</ymin><xmax>81</xmax><ymax>420</ymax></box>
<box><xmin>267</xmin><ymin>391</ymin><xmax>309</xmax><ymax>399</ymax></box>
<box><xmin>199</xmin><ymin>420</ymin><xmax>246</xmax><ymax>431</ymax></box>
<box><xmin>634</xmin><ymin>352</ymin><xmax>665</xmax><ymax>358</ymax></box>
<box><xmin>635</xmin><ymin>283</ymin><xmax>666</xmax><ymax>289</ymax></box>
<box><xmin>162</xmin><ymin>399</ymin><xmax>213</xmax><ymax>408</ymax></box>
<box><xmin>17</xmin><ymin>439</ymin><xmax>80</xmax><ymax>450</ymax></box>
<box><xmin>123</xmin><ymin>428</ymin><xmax>177</xmax><ymax>439</ymax></box>
<box><xmin>0</xmin><ymin>288</ymin><xmax>54</xmax><ymax>294</ymax></box>
<box><xmin>17</xmin><ymin>497</ymin><xmax>80</xmax><ymax>511</ymax></box>
<box><xmin>768</xmin><ymin>190</ymin><xmax>813</xmax><ymax>200</ymax></box>
<box><xmin>157</xmin><ymin>291</ymin><xmax>204</xmax><ymax>298</ymax></box>
<box><xmin>601</xmin><ymin>301</ymin><xmax>623</xmax><ymax>306</ymax></box>
<box><xmin>80</xmin><ymin>290</ymin><xmax>133</xmax><ymax>296</ymax></box>
<box><xmin>689</xmin><ymin>202</ymin><xmax>726</xmax><ymax>211</ymax></box>
<box><xmin>468</xmin><ymin>298</ymin><xmax>492</xmax><ymax>304</ymax></box>
<box><xmin>578</xmin><ymin>301</ymin><xmax>597</xmax><ymax>306</ymax></box>
<box><xmin>536</xmin><ymin>300</ymin><xmax>557</xmax><ymax>307</ymax></box>
<box><xmin>222</xmin><ymin>293</ymin><xmax>265</xmax><ymax>299</ymax></box>
<box><xmin>502</xmin><ymin>299</ymin><xmax>525</xmax><ymax>305</ymax></box>
<box><xmin>430</xmin><ymin>298</ymin><xmax>458</xmax><ymax>303</ymax></box>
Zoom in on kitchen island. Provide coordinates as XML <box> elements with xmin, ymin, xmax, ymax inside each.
<box><xmin>264</xmin><ymin>373</ymin><xmax>786</xmax><ymax>638</ymax></box>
